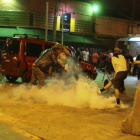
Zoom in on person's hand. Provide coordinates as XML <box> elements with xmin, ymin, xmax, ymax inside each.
<box><xmin>64</xmin><ymin>65</ymin><xmax>69</xmax><ymax>71</ymax></box>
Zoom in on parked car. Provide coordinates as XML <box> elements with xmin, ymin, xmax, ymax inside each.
<box><xmin>0</xmin><ymin>34</ymin><xmax>97</xmax><ymax>83</ymax></box>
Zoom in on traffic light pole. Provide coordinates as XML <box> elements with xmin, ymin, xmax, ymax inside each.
<box><xmin>61</xmin><ymin>6</ymin><xmax>64</xmax><ymax>44</ymax></box>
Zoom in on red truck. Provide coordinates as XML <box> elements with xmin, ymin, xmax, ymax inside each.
<box><xmin>0</xmin><ymin>34</ymin><xmax>97</xmax><ymax>83</ymax></box>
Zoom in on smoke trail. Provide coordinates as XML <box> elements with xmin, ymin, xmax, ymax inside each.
<box><xmin>2</xmin><ymin>77</ymin><xmax>116</xmax><ymax>109</ymax></box>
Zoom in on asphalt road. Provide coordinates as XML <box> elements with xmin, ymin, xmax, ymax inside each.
<box><xmin>0</xmin><ymin>72</ymin><xmax>139</xmax><ymax>140</ymax></box>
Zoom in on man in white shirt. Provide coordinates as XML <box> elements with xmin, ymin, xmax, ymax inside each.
<box><xmin>98</xmin><ymin>48</ymin><xmax>127</xmax><ymax>106</ymax></box>
<box><xmin>83</xmin><ymin>48</ymin><xmax>89</xmax><ymax>62</ymax></box>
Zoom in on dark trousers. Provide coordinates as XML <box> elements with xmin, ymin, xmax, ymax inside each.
<box><xmin>29</xmin><ymin>66</ymin><xmax>45</xmax><ymax>88</ymax></box>
<box><xmin>132</xmin><ymin>64</ymin><xmax>138</xmax><ymax>76</ymax></box>
<box><xmin>111</xmin><ymin>71</ymin><xmax>127</xmax><ymax>89</ymax></box>
<box><xmin>92</xmin><ymin>62</ymin><xmax>97</xmax><ymax>68</ymax></box>
<box><xmin>137</xmin><ymin>67</ymin><xmax>140</xmax><ymax>79</ymax></box>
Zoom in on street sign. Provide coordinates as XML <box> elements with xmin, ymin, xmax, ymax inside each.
<box><xmin>60</xmin><ymin>13</ymin><xmax>71</xmax><ymax>32</ymax></box>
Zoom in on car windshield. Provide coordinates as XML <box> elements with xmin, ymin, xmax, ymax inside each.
<box><xmin>4</xmin><ymin>39</ymin><xmax>20</xmax><ymax>55</ymax></box>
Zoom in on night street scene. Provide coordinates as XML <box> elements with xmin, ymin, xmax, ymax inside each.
<box><xmin>0</xmin><ymin>0</ymin><xmax>140</xmax><ymax>140</ymax></box>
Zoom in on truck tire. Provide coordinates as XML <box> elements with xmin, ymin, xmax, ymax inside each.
<box><xmin>22</xmin><ymin>71</ymin><xmax>31</xmax><ymax>83</ymax></box>
<box><xmin>5</xmin><ymin>75</ymin><xmax>18</xmax><ymax>82</ymax></box>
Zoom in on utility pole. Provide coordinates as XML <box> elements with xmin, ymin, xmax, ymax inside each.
<box><xmin>53</xmin><ymin>0</ymin><xmax>59</xmax><ymax>42</ymax></box>
<box><xmin>45</xmin><ymin>2</ymin><xmax>49</xmax><ymax>41</ymax></box>
<box><xmin>92</xmin><ymin>13</ymin><xmax>96</xmax><ymax>33</ymax></box>
<box><xmin>61</xmin><ymin>6</ymin><xmax>64</xmax><ymax>44</ymax></box>
<box><xmin>92</xmin><ymin>5</ymin><xmax>98</xmax><ymax>34</ymax></box>
<box><xmin>131</xmin><ymin>0</ymin><xmax>135</xmax><ymax>34</ymax></box>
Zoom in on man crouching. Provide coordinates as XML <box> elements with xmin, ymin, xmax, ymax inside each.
<box><xmin>28</xmin><ymin>43</ymin><xmax>66</xmax><ymax>88</ymax></box>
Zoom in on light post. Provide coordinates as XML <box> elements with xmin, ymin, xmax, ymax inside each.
<box><xmin>53</xmin><ymin>0</ymin><xmax>59</xmax><ymax>42</ymax></box>
<box><xmin>93</xmin><ymin>5</ymin><xmax>98</xmax><ymax>12</ymax></box>
<box><xmin>92</xmin><ymin>4</ymin><xmax>99</xmax><ymax>33</ymax></box>
<box><xmin>4</xmin><ymin>0</ymin><xmax>12</xmax><ymax>2</ymax></box>
<box><xmin>45</xmin><ymin>2</ymin><xmax>49</xmax><ymax>41</ymax></box>
<box><xmin>131</xmin><ymin>0</ymin><xmax>135</xmax><ymax>34</ymax></box>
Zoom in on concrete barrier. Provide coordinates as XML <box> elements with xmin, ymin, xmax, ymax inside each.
<box><xmin>121</xmin><ymin>84</ymin><xmax>140</xmax><ymax>135</ymax></box>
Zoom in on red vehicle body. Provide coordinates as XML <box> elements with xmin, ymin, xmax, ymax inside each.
<box><xmin>0</xmin><ymin>34</ymin><xmax>97</xmax><ymax>83</ymax></box>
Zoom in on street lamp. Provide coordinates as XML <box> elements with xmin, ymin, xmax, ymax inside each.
<box><xmin>93</xmin><ymin>6</ymin><xmax>98</xmax><ymax>12</ymax></box>
<box><xmin>4</xmin><ymin>0</ymin><xmax>12</xmax><ymax>2</ymax></box>
<box><xmin>91</xmin><ymin>4</ymin><xmax>99</xmax><ymax>33</ymax></box>
<box><xmin>92</xmin><ymin>3</ymin><xmax>100</xmax><ymax>13</ymax></box>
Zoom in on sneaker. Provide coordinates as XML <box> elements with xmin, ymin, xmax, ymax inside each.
<box><xmin>114</xmin><ymin>104</ymin><xmax>121</xmax><ymax>108</ymax></box>
<box><xmin>98</xmin><ymin>89</ymin><xmax>101</xmax><ymax>94</ymax></box>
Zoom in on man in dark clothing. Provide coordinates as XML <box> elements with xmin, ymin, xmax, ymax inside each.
<box><xmin>76</xmin><ymin>48</ymin><xmax>81</xmax><ymax>61</ymax></box>
<box><xmin>135</xmin><ymin>53</ymin><xmax>140</xmax><ymax>79</ymax></box>
<box><xmin>29</xmin><ymin>44</ymin><xmax>65</xmax><ymax>88</ymax></box>
<box><xmin>98</xmin><ymin>51</ymin><xmax>107</xmax><ymax>71</ymax></box>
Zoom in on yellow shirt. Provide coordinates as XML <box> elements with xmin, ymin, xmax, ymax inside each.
<box><xmin>112</xmin><ymin>55</ymin><xmax>127</xmax><ymax>75</ymax></box>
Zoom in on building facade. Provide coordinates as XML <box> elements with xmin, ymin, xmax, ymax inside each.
<box><xmin>0</xmin><ymin>0</ymin><xmax>140</xmax><ymax>52</ymax></box>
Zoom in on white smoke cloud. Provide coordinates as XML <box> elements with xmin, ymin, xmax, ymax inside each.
<box><xmin>0</xmin><ymin>59</ymin><xmax>128</xmax><ymax>109</ymax></box>
<box><xmin>0</xmin><ymin>77</ymin><xmax>119</xmax><ymax>109</ymax></box>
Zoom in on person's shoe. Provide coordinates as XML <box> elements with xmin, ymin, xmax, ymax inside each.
<box><xmin>114</xmin><ymin>104</ymin><xmax>121</xmax><ymax>108</ymax></box>
<box><xmin>97</xmin><ymin>89</ymin><xmax>102</xmax><ymax>94</ymax></box>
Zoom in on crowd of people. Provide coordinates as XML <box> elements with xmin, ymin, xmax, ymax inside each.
<box><xmin>75</xmin><ymin>47</ymin><xmax>139</xmax><ymax>78</ymax></box>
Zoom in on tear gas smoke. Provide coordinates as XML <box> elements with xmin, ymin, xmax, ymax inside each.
<box><xmin>0</xmin><ymin>59</ymin><xmax>127</xmax><ymax>109</ymax></box>
<box><xmin>0</xmin><ymin>80</ymin><xmax>127</xmax><ymax>109</ymax></box>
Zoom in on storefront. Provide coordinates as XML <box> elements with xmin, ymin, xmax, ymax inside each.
<box><xmin>118</xmin><ymin>34</ymin><xmax>140</xmax><ymax>57</ymax></box>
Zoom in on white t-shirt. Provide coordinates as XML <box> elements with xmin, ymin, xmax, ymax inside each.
<box><xmin>133</xmin><ymin>57</ymin><xmax>136</xmax><ymax>61</ymax></box>
<box><xmin>112</xmin><ymin>55</ymin><xmax>127</xmax><ymax>74</ymax></box>
<box><xmin>82</xmin><ymin>51</ymin><xmax>89</xmax><ymax>62</ymax></box>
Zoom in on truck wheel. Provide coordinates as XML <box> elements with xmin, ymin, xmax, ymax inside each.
<box><xmin>5</xmin><ymin>75</ymin><xmax>18</xmax><ymax>82</ymax></box>
<box><xmin>22</xmin><ymin>71</ymin><xmax>31</xmax><ymax>83</ymax></box>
